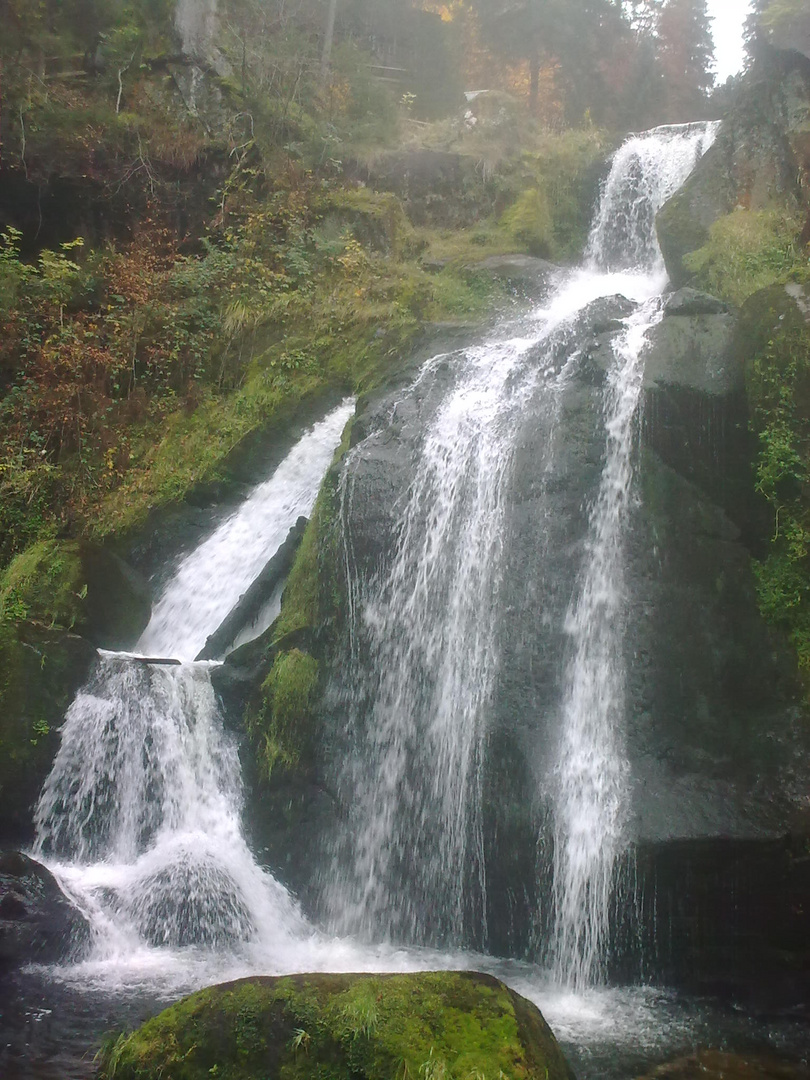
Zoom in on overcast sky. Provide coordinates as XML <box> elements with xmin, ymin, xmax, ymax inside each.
<box><xmin>708</xmin><ymin>0</ymin><xmax>752</xmax><ymax>83</ymax></box>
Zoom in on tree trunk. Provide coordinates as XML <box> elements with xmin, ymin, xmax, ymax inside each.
<box><xmin>321</xmin><ymin>0</ymin><xmax>338</xmax><ymax>84</ymax></box>
<box><xmin>529</xmin><ymin>47</ymin><xmax>539</xmax><ymax>112</ymax></box>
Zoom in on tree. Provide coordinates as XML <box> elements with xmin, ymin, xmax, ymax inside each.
<box><xmin>321</xmin><ymin>0</ymin><xmax>339</xmax><ymax>82</ymax></box>
<box><xmin>657</xmin><ymin>0</ymin><xmax>715</xmax><ymax>122</ymax></box>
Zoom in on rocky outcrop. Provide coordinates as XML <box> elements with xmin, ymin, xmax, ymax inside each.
<box><xmin>638</xmin><ymin>295</ymin><xmax>767</xmax><ymax>539</ymax></box>
<box><xmin>0</xmin><ymin>539</ymin><xmax>150</xmax><ymax>650</ymax></box>
<box><xmin>96</xmin><ymin>971</ymin><xmax>575</xmax><ymax>1080</ymax></box>
<box><xmin>326</xmin><ymin>284</ymin><xmax>809</xmax><ymax>965</ymax></box>
<box><xmin>0</xmin><ymin>851</ymin><xmax>87</xmax><ymax>967</ymax></box>
<box><xmin>347</xmin><ymin>150</ymin><xmax>494</xmax><ymax>228</ymax></box>
<box><xmin>656</xmin><ymin>60</ymin><xmax>810</xmax><ymax>286</ymax></box>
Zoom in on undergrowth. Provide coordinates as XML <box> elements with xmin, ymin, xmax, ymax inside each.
<box><xmin>683</xmin><ymin>207</ymin><xmax>809</xmax><ymax>306</ymax></box>
<box><xmin>747</xmin><ymin>316</ymin><xmax>810</xmax><ymax>683</ymax></box>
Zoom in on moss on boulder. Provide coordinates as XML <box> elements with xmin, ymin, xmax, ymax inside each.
<box><xmin>97</xmin><ymin>971</ymin><xmax>574</xmax><ymax>1080</ymax></box>
<box><xmin>0</xmin><ymin>539</ymin><xmax>150</xmax><ymax>649</ymax></box>
<box><xmin>0</xmin><ymin>620</ymin><xmax>96</xmax><ymax>844</ymax></box>
<box><xmin>249</xmin><ymin>648</ymin><xmax>320</xmax><ymax>778</ymax></box>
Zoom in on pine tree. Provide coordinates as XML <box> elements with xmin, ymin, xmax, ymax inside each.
<box><xmin>657</xmin><ymin>0</ymin><xmax>716</xmax><ymax>122</ymax></box>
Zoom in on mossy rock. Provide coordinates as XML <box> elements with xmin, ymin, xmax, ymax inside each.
<box><xmin>97</xmin><ymin>971</ymin><xmax>575</xmax><ymax>1080</ymax></box>
<box><xmin>319</xmin><ymin>188</ymin><xmax>413</xmax><ymax>256</ymax></box>
<box><xmin>0</xmin><ymin>620</ymin><xmax>96</xmax><ymax>845</ymax></box>
<box><xmin>251</xmin><ymin>648</ymin><xmax>320</xmax><ymax>777</ymax></box>
<box><xmin>0</xmin><ymin>539</ymin><xmax>150</xmax><ymax>649</ymax></box>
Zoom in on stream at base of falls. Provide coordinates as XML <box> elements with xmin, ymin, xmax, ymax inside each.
<box><xmin>3</xmin><ymin>960</ymin><xmax>809</xmax><ymax>1080</ymax></box>
<box><xmin>3</xmin><ymin>122</ymin><xmax>808</xmax><ymax>1079</ymax></box>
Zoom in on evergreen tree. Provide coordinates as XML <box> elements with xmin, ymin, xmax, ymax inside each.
<box><xmin>657</xmin><ymin>0</ymin><xmax>715</xmax><ymax>122</ymax></box>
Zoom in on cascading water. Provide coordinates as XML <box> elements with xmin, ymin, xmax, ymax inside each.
<box><xmin>549</xmin><ymin>122</ymin><xmax>719</xmax><ymax>987</ymax></box>
<box><xmin>14</xmin><ymin>125</ymin><xmax>730</xmax><ymax>1075</ymax></box>
<box><xmin>139</xmin><ymin>401</ymin><xmax>356</xmax><ymax>661</ymax></box>
<box><xmin>330</xmin><ymin>121</ymin><xmax>718</xmax><ymax>963</ymax></box>
<box><xmin>33</xmin><ymin>400</ymin><xmax>354</xmax><ymax>983</ymax></box>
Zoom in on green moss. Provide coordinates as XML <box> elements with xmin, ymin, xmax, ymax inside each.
<box><xmin>319</xmin><ymin>189</ymin><xmax>415</xmax><ymax>257</ymax></box>
<box><xmin>740</xmin><ymin>285</ymin><xmax>810</xmax><ymax>688</ymax></box>
<box><xmin>501</xmin><ymin>189</ymin><xmax>553</xmax><ymax>258</ymax></box>
<box><xmin>96</xmin><ymin>972</ymin><xmax>574</xmax><ymax>1080</ymax></box>
<box><xmin>683</xmin><ymin>208</ymin><xmax>807</xmax><ymax>307</ymax></box>
<box><xmin>0</xmin><ymin>540</ymin><xmax>84</xmax><ymax>630</ymax></box>
<box><xmin>251</xmin><ymin>649</ymin><xmax>320</xmax><ymax>777</ymax></box>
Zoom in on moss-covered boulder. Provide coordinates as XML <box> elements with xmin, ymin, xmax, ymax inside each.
<box><xmin>0</xmin><ymin>619</ymin><xmax>96</xmax><ymax>844</ymax></box>
<box><xmin>0</xmin><ymin>539</ymin><xmax>150</xmax><ymax>649</ymax></box>
<box><xmin>97</xmin><ymin>971</ymin><xmax>575</xmax><ymax>1080</ymax></box>
<box><xmin>464</xmin><ymin>255</ymin><xmax>560</xmax><ymax>300</ymax></box>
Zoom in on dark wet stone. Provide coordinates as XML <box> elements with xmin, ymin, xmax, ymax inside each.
<box><xmin>0</xmin><ymin>852</ymin><xmax>87</xmax><ymax>968</ymax></box>
<box><xmin>663</xmin><ymin>288</ymin><xmax>731</xmax><ymax>317</ymax></box>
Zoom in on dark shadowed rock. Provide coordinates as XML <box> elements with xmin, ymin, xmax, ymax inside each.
<box><xmin>196</xmin><ymin>517</ymin><xmax>308</xmax><ymax>661</ymax></box>
<box><xmin>0</xmin><ymin>851</ymin><xmax>88</xmax><ymax>967</ymax></box>
<box><xmin>643</xmin><ymin>310</ymin><xmax>739</xmax><ymax>395</ymax></box>
<box><xmin>0</xmin><ymin>622</ymin><xmax>96</xmax><ymax>847</ymax></box>
<box><xmin>663</xmin><ymin>287</ymin><xmax>731</xmax><ymax>317</ymax></box>
<box><xmin>638</xmin><ymin>1049</ymin><xmax>810</xmax><ymax>1080</ymax></box>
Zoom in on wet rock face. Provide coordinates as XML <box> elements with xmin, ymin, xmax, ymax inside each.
<box><xmin>639</xmin><ymin>302</ymin><xmax>767</xmax><ymax>542</ymax></box>
<box><xmin>625</xmin><ymin>454</ymin><xmax>806</xmax><ymax>843</ymax></box>
<box><xmin>330</xmin><ymin>290</ymin><xmax>809</xmax><ymax>961</ymax></box>
<box><xmin>0</xmin><ymin>622</ymin><xmax>96</xmax><ymax>848</ymax></box>
<box><xmin>641</xmin><ymin>1051</ymin><xmax>810</xmax><ymax>1080</ymax></box>
<box><xmin>0</xmin><ymin>852</ymin><xmax>87</xmax><ymax>968</ymax></box>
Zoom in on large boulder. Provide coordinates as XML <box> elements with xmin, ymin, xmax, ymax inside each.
<box><xmin>96</xmin><ymin>971</ymin><xmax>574</xmax><ymax>1080</ymax></box>
<box><xmin>638</xmin><ymin>300</ymin><xmax>766</xmax><ymax>537</ymax></box>
<box><xmin>0</xmin><ymin>851</ymin><xmax>87</xmax><ymax>967</ymax></box>
<box><xmin>0</xmin><ymin>620</ymin><xmax>96</xmax><ymax>846</ymax></box>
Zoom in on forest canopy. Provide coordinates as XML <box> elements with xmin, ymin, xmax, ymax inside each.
<box><xmin>0</xmin><ymin>0</ymin><xmax>718</xmax><ymax>133</ymax></box>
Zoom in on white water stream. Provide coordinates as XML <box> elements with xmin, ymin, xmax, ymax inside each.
<box><xmin>331</xmin><ymin>122</ymin><xmax>719</xmax><ymax>967</ymax></box>
<box><xmin>33</xmin><ymin>400</ymin><xmax>354</xmax><ymax>980</ymax></box>
<box><xmin>27</xmin><ymin>124</ymin><xmax>723</xmax><ymax>1061</ymax></box>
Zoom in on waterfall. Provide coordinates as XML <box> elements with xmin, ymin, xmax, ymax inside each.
<box><xmin>331</xmin><ymin>336</ymin><xmax>537</xmax><ymax>943</ymax></box>
<box><xmin>549</xmin><ymin>122</ymin><xmax>719</xmax><ymax>987</ymax></box>
<box><xmin>331</xmin><ymin>123</ymin><xmax>718</xmax><ymax>964</ymax></box>
<box><xmin>139</xmin><ymin>401</ymin><xmax>356</xmax><ymax>662</ymax></box>
<box><xmin>33</xmin><ymin>400</ymin><xmax>354</xmax><ymax>978</ymax></box>
<box><xmin>28</xmin><ymin>123</ymin><xmax>720</xmax><ymax>995</ymax></box>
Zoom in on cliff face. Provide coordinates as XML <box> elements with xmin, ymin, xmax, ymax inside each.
<box><xmin>657</xmin><ymin>57</ymin><xmax>810</xmax><ymax>287</ymax></box>
<box><xmin>656</xmin><ymin>42</ymin><xmax>810</xmax><ymax>690</ymax></box>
